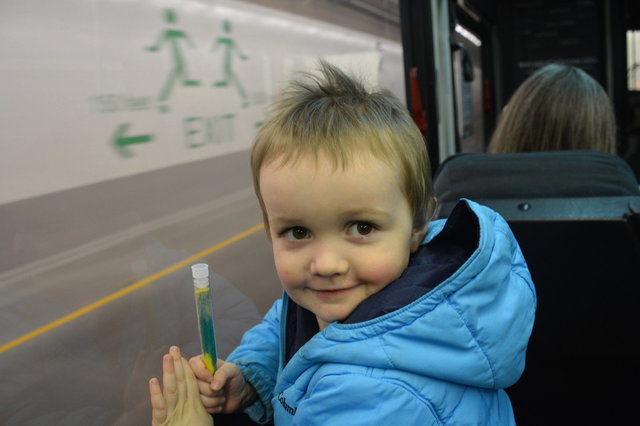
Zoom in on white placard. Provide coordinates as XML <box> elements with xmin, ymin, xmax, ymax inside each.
<box><xmin>0</xmin><ymin>0</ymin><xmax>403</xmax><ymax>205</ymax></box>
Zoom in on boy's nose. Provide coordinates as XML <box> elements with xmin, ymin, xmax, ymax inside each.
<box><xmin>310</xmin><ymin>244</ymin><xmax>348</xmax><ymax>277</ymax></box>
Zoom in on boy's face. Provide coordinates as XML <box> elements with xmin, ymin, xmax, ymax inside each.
<box><xmin>259</xmin><ymin>154</ymin><xmax>425</xmax><ymax>330</ymax></box>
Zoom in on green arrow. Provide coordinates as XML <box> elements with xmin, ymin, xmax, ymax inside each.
<box><xmin>111</xmin><ymin>123</ymin><xmax>154</xmax><ymax>158</ymax></box>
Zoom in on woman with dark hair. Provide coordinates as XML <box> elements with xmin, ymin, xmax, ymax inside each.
<box><xmin>488</xmin><ymin>63</ymin><xmax>616</xmax><ymax>154</ymax></box>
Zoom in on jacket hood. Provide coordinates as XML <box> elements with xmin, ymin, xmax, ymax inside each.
<box><xmin>280</xmin><ymin>200</ymin><xmax>536</xmax><ymax>390</ymax></box>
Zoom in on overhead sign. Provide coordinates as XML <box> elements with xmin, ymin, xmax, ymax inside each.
<box><xmin>0</xmin><ymin>0</ymin><xmax>403</xmax><ymax>205</ymax></box>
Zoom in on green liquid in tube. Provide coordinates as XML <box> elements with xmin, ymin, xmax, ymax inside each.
<box><xmin>192</xmin><ymin>263</ymin><xmax>218</xmax><ymax>374</ymax></box>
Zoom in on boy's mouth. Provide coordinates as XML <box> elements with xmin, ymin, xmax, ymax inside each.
<box><xmin>311</xmin><ymin>287</ymin><xmax>353</xmax><ymax>299</ymax></box>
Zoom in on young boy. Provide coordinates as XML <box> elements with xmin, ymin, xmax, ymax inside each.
<box><xmin>150</xmin><ymin>61</ymin><xmax>536</xmax><ymax>425</ymax></box>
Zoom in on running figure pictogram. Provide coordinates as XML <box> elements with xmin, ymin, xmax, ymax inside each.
<box><xmin>146</xmin><ymin>9</ymin><xmax>200</xmax><ymax>102</ymax></box>
<box><xmin>212</xmin><ymin>20</ymin><xmax>249</xmax><ymax>107</ymax></box>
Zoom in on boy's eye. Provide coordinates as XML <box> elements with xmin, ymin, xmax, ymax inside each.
<box><xmin>284</xmin><ymin>226</ymin><xmax>309</xmax><ymax>240</ymax></box>
<box><xmin>348</xmin><ymin>222</ymin><xmax>374</xmax><ymax>236</ymax></box>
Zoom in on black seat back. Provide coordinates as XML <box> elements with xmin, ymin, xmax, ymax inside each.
<box><xmin>506</xmin><ymin>214</ymin><xmax>640</xmax><ymax>425</ymax></box>
<box><xmin>432</xmin><ymin>151</ymin><xmax>640</xmax><ymax>425</ymax></box>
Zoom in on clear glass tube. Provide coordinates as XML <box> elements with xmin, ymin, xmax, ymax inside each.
<box><xmin>191</xmin><ymin>263</ymin><xmax>217</xmax><ymax>374</ymax></box>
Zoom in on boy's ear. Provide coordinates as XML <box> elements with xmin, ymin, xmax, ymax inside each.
<box><xmin>410</xmin><ymin>224</ymin><xmax>428</xmax><ymax>253</ymax></box>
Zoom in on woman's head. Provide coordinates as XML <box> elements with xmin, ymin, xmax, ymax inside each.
<box><xmin>489</xmin><ymin>63</ymin><xmax>616</xmax><ymax>154</ymax></box>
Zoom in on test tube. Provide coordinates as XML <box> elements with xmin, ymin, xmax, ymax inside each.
<box><xmin>191</xmin><ymin>263</ymin><xmax>218</xmax><ymax>374</ymax></box>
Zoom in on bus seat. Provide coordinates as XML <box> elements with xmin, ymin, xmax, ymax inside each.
<box><xmin>433</xmin><ymin>150</ymin><xmax>640</xmax><ymax>219</ymax></box>
<box><xmin>432</xmin><ymin>151</ymin><xmax>640</xmax><ymax>425</ymax></box>
<box><xmin>505</xmin><ymin>212</ymin><xmax>640</xmax><ymax>425</ymax></box>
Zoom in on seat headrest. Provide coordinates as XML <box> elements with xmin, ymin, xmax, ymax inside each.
<box><xmin>432</xmin><ymin>150</ymin><xmax>640</xmax><ymax>219</ymax></box>
<box><xmin>434</xmin><ymin>150</ymin><xmax>639</xmax><ymax>199</ymax></box>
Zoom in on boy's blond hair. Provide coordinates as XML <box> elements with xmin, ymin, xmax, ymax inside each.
<box><xmin>251</xmin><ymin>61</ymin><xmax>434</xmax><ymax>235</ymax></box>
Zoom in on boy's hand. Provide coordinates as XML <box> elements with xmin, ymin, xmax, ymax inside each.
<box><xmin>189</xmin><ymin>355</ymin><xmax>258</xmax><ymax>414</ymax></box>
<box><xmin>149</xmin><ymin>346</ymin><xmax>213</xmax><ymax>426</ymax></box>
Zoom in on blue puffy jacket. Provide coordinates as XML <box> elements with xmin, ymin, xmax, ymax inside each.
<box><xmin>227</xmin><ymin>200</ymin><xmax>536</xmax><ymax>425</ymax></box>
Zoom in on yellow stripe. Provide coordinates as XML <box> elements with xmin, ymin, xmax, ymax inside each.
<box><xmin>0</xmin><ymin>223</ymin><xmax>264</xmax><ymax>354</ymax></box>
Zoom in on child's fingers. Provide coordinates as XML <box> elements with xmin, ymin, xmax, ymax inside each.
<box><xmin>169</xmin><ymin>346</ymin><xmax>187</xmax><ymax>403</ymax></box>
<box><xmin>149</xmin><ymin>377</ymin><xmax>167</xmax><ymax>426</ymax></box>
<box><xmin>189</xmin><ymin>354</ymin><xmax>214</xmax><ymax>383</ymax></box>
<box><xmin>210</xmin><ymin>360</ymin><xmax>234</xmax><ymax>391</ymax></box>
<box><xmin>181</xmin><ymin>356</ymin><xmax>200</xmax><ymax>399</ymax></box>
<box><xmin>197</xmin><ymin>376</ymin><xmax>215</xmax><ymax>397</ymax></box>
<box><xmin>162</xmin><ymin>352</ymin><xmax>179</xmax><ymax>412</ymax></box>
<box><xmin>199</xmin><ymin>393</ymin><xmax>227</xmax><ymax>414</ymax></box>
<box><xmin>188</xmin><ymin>355</ymin><xmax>226</xmax><ymax>411</ymax></box>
